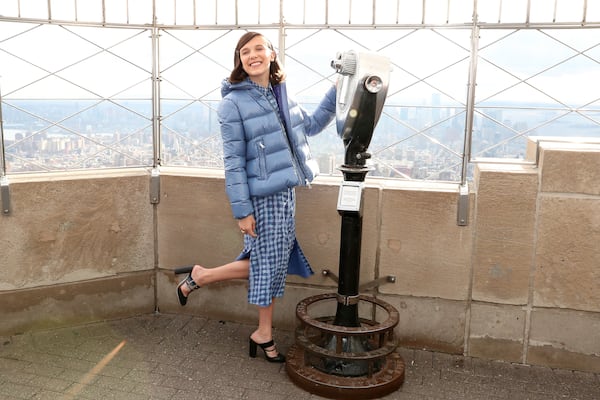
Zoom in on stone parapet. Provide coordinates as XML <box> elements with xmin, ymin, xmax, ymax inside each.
<box><xmin>532</xmin><ymin>140</ymin><xmax>600</xmax><ymax>313</ymax></box>
<box><xmin>378</xmin><ymin>181</ymin><xmax>473</xmax><ymax>301</ymax></box>
<box><xmin>0</xmin><ymin>168</ymin><xmax>154</xmax><ymax>291</ymax></box>
<box><xmin>471</xmin><ymin>164</ymin><xmax>538</xmax><ymax>305</ymax></box>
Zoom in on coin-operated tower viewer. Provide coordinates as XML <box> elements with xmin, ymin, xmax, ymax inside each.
<box><xmin>286</xmin><ymin>50</ymin><xmax>405</xmax><ymax>400</ymax></box>
<box><xmin>331</xmin><ymin>49</ymin><xmax>391</xmax><ymax>329</ymax></box>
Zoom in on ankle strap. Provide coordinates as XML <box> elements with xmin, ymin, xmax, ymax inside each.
<box><xmin>258</xmin><ymin>339</ymin><xmax>275</xmax><ymax>349</ymax></box>
<box><xmin>185</xmin><ymin>275</ymin><xmax>199</xmax><ymax>290</ymax></box>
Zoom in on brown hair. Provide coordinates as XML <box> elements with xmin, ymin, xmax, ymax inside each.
<box><xmin>229</xmin><ymin>31</ymin><xmax>286</xmax><ymax>85</ymax></box>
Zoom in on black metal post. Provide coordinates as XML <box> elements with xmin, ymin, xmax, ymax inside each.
<box><xmin>333</xmin><ymin>208</ymin><xmax>362</xmax><ymax>327</ymax></box>
<box><xmin>332</xmin><ymin>88</ymin><xmax>377</xmax><ymax>329</ymax></box>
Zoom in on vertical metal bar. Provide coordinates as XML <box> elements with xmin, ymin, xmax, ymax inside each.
<box><xmin>422</xmin><ymin>0</ymin><xmax>426</xmax><ymax>24</ymax></box>
<box><xmin>74</xmin><ymin>0</ymin><xmax>78</xmax><ymax>22</ymax></box>
<box><xmin>459</xmin><ymin>4</ymin><xmax>478</xmax><ymax>189</ymax></box>
<box><xmin>192</xmin><ymin>0</ymin><xmax>196</xmax><ymax>25</ymax></box>
<box><xmin>553</xmin><ymin>0</ymin><xmax>558</xmax><ymax>23</ymax></box>
<box><xmin>349</xmin><ymin>0</ymin><xmax>352</xmax><ymax>24</ymax></box>
<box><xmin>456</xmin><ymin>0</ymin><xmax>479</xmax><ymax>226</ymax></box>
<box><xmin>372</xmin><ymin>0</ymin><xmax>376</xmax><ymax>25</ymax></box>
<box><xmin>396</xmin><ymin>0</ymin><xmax>399</xmax><ymax>24</ymax></box>
<box><xmin>460</xmin><ymin>23</ymin><xmax>479</xmax><ymax>186</ymax></box>
<box><xmin>0</xmin><ymin>81</ymin><xmax>6</xmax><ymax>177</ymax></box>
<box><xmin>303</xmin><ymin>0</ymin><xmax>306</xmax><ymax>24</ymax></box>
<box><xmin>371</xmin><ymin>302</ymin><xmax>377</xmax><ymax>327</ymax></box>
<box><xmin>258</xmin><ymin>0</ymin><xmax>261</xmax><ymax>24</ymax></box>
<box><xmin>446</xmin><ymin>0</ymin><xmax>450</xmax><ymax>23</ymax></box>
<box><xmin>325</xmin><ymin>0</ymin><xmax>329</xmax><ymax>24</ymax></box>
<box><xmin>151</xmin><ymin>15</ymin><xmax>161</xmax><ymax>168</ymax></box>
<box><xmin>278</xmin><ymin>0</ymin><xmax>286</xmax><ymax>65</ymax></box>
<box><xmin>583</xmin><ymin>0</ymin><xmax>587</xmax><ymax>23</ymax></box>
<box><xmin>102</xmin><ymin>0</ymin><xmax>106</xmax><ymax>25</ymax></box>
<box><xmin>235</xmin><ymin>0</ymin><xmax>238</xmax><ymax>25</ymax></box>
<box><xmin>0</xmin><ymin>81</ymin><xmax>11</xmax><ymax>215</ymax></box>
<box><xmin>0</xmin><ymin>176</ymin><xmax>10</xmax><ymax>215</ymax></box>
<box><xmin>457</xmin><ymin>182</ymin><xmax>469</xmax><ymax>225</ymax></box>
<box><xmin>336</xmin><ymin>335</ymin><xmax>342</xmax><ymax>353</ymax></box>
<box><xmin>498</xmin><ymin>0</ymin><xmax>502</xmax><ymax>23</ymax></box>
<box><xmin>126</xmin><ymin>0</ymin><xmax>130</xmax><ymax>24</ymax></box>
<box><xmin>526</xmin><ymin>0</ymin><xmax>531</xmax><ymax>24</ymax></box>
<box><xmin>150</xmin><ymin>1</ymin><xmax>161</xmax><ymax>209</ymax></box>
<box><xmin>47</xmin><ymin>0</ymin><xmax>51</xmax><ymax>20</ymax></box>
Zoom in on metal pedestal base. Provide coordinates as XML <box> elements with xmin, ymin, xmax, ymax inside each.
<box><xmin>285</xmin><ymin>293</ymin><xmax>405</xmax><ymax>400</ymax></box>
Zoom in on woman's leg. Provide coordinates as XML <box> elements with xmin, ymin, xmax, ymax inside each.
<box><xmin>250</xmin><ymin>299</ymin><xmax>282</xmax><ymax>358</ymax></box>
<box><xmin>179</xmin><ymin>258</ymin><xmax>249</xmax><ymax>297</ymax></box>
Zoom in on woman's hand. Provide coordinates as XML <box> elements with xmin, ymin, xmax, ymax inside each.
<box><xmin>238</xmin><ymin>214</ymin><xmax>257</xmax><ymax>237</ymax></box>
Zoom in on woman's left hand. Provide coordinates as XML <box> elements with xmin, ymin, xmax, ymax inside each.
<box><xmin>238</xmin><ymin>214</ymin><xmax>257</xmax><ymax>237</ymax></box>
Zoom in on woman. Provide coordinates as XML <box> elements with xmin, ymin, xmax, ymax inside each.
<box><xmin>176</xmin><ymin>31</ymin><xmax>336</xmax><ymax>363</ymax></box>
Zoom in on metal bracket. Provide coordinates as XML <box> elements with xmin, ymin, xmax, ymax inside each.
<box><xmin>359</xmin><ymin>275</ymin><xmax>396</xmax><ymax>292</ymax></box>
<box><xmin>1</xmin><ymin>176</ymin><xmax>10</xmax><ymax>215</ymax></box>
<box><xmin>321</xmin><ymin>269</ymin><xmax>338</xmax><ymax>284</ymax></box>
<box><xmin>457</xmin><ymin>182</ymin><xmax>469</xmax><ymax>226</ymax></box>
<box><xmin>322</xmin><ymin>269</ymin><xmax>396</xmax><ymax>292</ymax></box>
<box><xmin>336</xmin><ymin>293</ymin><xmax>360</xmax><ymax>306</ymax></box>
<box><xmin>150</xmin><ymin>168</ymin><xmax>160</xmax><ymax>204</ymax></box>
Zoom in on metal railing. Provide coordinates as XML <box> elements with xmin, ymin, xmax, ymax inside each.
<box><xmin>3</xmin><ymin>0</ymin><xmax>598</xmax><ymax>27</ymax></box>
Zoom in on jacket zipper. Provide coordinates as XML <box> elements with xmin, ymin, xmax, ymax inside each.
<box><xmin>268</xmin><ymin>96</ymin><xmax>306</xmax><ymax>185</ymax></box>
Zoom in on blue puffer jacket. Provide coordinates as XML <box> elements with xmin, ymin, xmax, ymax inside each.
<box><xmin>218</xmin><ymin>78</ymin><xmax>336</xmax><ymax>219</ymax></box>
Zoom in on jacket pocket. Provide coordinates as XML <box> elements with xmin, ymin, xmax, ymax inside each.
<box><xmin>256</xmin><ymin>140</ymin><xmax>267</xmax><ymax>180</ymax></box>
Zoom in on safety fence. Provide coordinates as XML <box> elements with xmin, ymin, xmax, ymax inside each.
<box><xmin>0</xmin><ymin>0</ymin><xmax>599</xmax><ymax>182</ymax></box>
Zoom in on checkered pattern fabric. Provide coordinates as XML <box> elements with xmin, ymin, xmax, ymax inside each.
<box><xmin>244</xmin><ymin>188</ymin><xmax>296</xmax><ymax>307</ymax></box>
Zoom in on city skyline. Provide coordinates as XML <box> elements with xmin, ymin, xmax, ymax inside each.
<box><xmin>3</xmin><ymin>95</ymin><xmax>598</xmax><ymax>180</ymax></box>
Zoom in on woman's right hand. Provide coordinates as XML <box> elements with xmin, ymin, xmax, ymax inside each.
<box><xmin>238</xmin><ymin>214</ymin><xmax>257</xmax><ymax>237</ymax></box>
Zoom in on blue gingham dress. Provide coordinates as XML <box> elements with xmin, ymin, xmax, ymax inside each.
<box><xmin>240</xmin><ymin>189</ymin><xmax>296</xmax><ymax>307</ymax></box>
<box><xmin>237</xmin><ymin>81</ymin><xmax>297</xmax><ymax>307</ymax></box>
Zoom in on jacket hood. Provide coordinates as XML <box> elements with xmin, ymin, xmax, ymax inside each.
<box><xmin>220</xmin><ymin>78</ymin><xmax>253</xmax><ymax>98</ymax></box>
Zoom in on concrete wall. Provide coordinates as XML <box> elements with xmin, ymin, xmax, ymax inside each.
<box><xmin>0</xmin><ymin>169</ymin><xmax>155</xmax><ymax>332</ymax></box>
<box><xmin>1</xmin><ymin>138</ymin><xmax>599</xmax><ymax>373</ymax></box>
<box><xmin>526</xmin><ymin>138</ymin><xmax>600</xmax><ymax>371</ymax></box>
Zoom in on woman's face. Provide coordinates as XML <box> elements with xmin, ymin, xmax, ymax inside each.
<box><xmin>239</xmin><ymin>35</ymin><xmax>275</xmax><ymax>86</ymax></box>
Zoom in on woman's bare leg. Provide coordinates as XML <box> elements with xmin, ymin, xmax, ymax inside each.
<box><xmin>179</xmin><ymin>259</ymin><xmax>249</xmax><ymax>297</ymax></box>
<box><xmin>250</xmin><ymin>300</ymin><xmax>281</xmax><ymax>358</ymax></box>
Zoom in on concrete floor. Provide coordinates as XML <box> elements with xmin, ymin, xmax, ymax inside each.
<box><xmin>0</xmin><ymin>313</ymin><xmax>598</xmax><ymax>400</ymax></box>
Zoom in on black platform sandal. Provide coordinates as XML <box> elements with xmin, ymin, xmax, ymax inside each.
<box><xmin>175</xmin><ymin>266</ymin><xmax>200</xmax><ymax>306</ymax></box>
<box><xmin>249</xmin><ymin>337</ymin><xmax>286</xmax><ymax>363</ymax></box>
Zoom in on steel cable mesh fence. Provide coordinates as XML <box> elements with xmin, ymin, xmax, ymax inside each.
<box><xmin>0</xmin><ymin>0</ymin><xmax>599</xmax><ymax>180</ymax></box>
<box><xmin>0</xmin><ymin>22</ymin><xmax>154</xmax><ymax>172</ymax></box>
<box><xmin>473</xmin><ymin>28</ymin><xmax>600</xmax><ymax>161</ymax></box>
<box><xmin>156</xmin><ymin>28</ymin><xmax>233</xmax><ymax>169</ymax></box>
